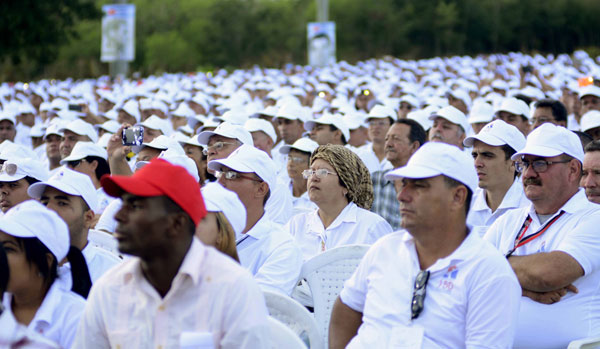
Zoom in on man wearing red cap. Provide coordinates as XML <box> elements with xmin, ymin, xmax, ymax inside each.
<box><xmin>73</xmin><ymin>159</ymin><xmax>269</xmax><ymax>348</ymax></box>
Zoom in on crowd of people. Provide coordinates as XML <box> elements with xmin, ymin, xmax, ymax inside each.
<box><xmin>1</xmin><ymin>50</ymin><xmax>600</xmax><ymax>348</ymax></box>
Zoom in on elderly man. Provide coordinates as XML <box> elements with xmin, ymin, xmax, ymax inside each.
<box><xmin>484</xmin><ymin>123</ymin><xmax>600</xmax><ymax>348</ymax></box>
<box><xmin>428</xmin><ymin>105</ymin><xmax>469</xmax><ymax>150</ymax></box>
<box><xmin>581</xmin><ymin>140</ymin><xmax>600</xmax><ymax>204</ymax></box>
<box><xmin>530</xmin><ymin>99</ymin><xmax>568</xmax><ymax>129</ymax></box>
<box><xmin>463</xmin><ymin>120</ymin><xmax>529</xmax><ymax>234</ymax></box>
<box><xmin>209</xmin><ymin>144</ymin><xmax>302</xmax><ymax>296</ymax></box>
<box><xmin>74</xmin><ymin>159</ymin><xmax>270</xmax><ymax>348</ymax></box>
<box><xmin>329</xmin><ymin>142</ymin><xmax>521</xmax><ymax>348</ymax></box>
<box><xmin>371</xmin><ymin>119</ymin><xmax>425</xmax><ymax>230</ymax></box>
<box><xmin>356</xmin><ymin>105</ymin><xmax>395</xmax><ymax>174</ymax></box>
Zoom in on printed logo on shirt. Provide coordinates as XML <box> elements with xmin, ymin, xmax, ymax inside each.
<box><xmin>443</xmin><ymin>265</ymin><xmax>459</xmax><ymax>279</ymax></box>
<box><xmin>536</xmin><ymin>240</ymin><xmax>546</xmax><ymax>253</ymax></box>
<box><xmin>437</xmin><ymin>265</ymin><xmax>459</xmax><ymax>291</ymax></box>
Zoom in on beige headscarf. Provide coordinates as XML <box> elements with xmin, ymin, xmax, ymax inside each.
<box><xmin>310</xmin><ymin>144</ymin><xmax>374</xmax><ymax>210</ymax></box>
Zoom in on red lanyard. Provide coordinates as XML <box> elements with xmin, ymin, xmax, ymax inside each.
<box><xmin>505</xmin><ymin>211</ymin><xmax>565</xmax><ymax>258</ymax></box>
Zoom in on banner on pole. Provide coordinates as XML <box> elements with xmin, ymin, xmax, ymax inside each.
<box><xmin>307</xmin><ymin>22</ymin><xmax>336</xmax><ymax>67</ymax></box>
<box><xmin>101</xmin><ymin>4</ymin><xmax>135</xmax><ymax>62</ymax></box>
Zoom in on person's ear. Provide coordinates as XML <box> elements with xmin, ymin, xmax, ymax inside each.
<box><xmin>83</xmin><ymin>208</ymin><xmax>95</xmax><ymax>230</ymax></box>
<box><xmin>452</xmin><ymin>185</ymin><xmax>468</xmax><ymax>212</ymax></box>
<box><xmin>89</xmin><ymin>159</ymin><xmax>99</xmax><ymax>171</ymax></box>
<box><xmin>255</xmin><ymin>181</ymin><xmax>269</xmax><ymax>199</ymax></box>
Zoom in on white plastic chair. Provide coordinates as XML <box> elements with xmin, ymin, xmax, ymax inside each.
<box><xmin>298</xmin><ymin>244</ymin><xmax>370</xmax><ymax>345</ymax></box>
<box><xmin>568</xmin><ymin>337</ymin><xmax>600</xmax><ymax>348</ymax></box>
<box><xmin>268</xmin><ymin>316</ymin><xmax>307</xmax><ymax>349</ymax></box>
<box><xmin>263</xmin><ymin>290</ymin><xmax>323</xmax><ymax>349</ymax></box>
<box><xmin>88</xmin><ymin>229</ymin><xmax>119</xmax><ymax>255</ymax></box>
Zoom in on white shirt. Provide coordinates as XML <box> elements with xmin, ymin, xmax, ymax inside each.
<box><xmin>236</xmin><ymin>214</ymin><xmax>303</xmax><ymax>296</ymax></box>
<box><xmin>340</xmin><ymin>230</ymin><xmax>521</xmax><ymax>348</ymax></box>
<box><xmin>264</xmin><ymin>176</ymin><xmax>294</xmax><ymax>225</ymax></box>
<box><xmin>0</xmin><ymin>307</ymin><xmax>59</xmax><ymax>348</ymax></box>
<box><xmin>57</xmin><ymin>240</ymin><xmax>122</xmax><ymax>290</ymax></box>
<box><xmin>95</xmin><ymin>198</ymin><xmax>121</xmax><ymax>233</ymax></box>
<box><xmin>568</xmin><ymin>114</ymin><xmax>581</xmax><ymax>131</ymax></box>
<box><xmin>73</xmin><ymin>238</ymin><xmax>270</xmax><ymax>349</ymax></box>
<box><xmin>467</xmin><ymin>178</ymin><xmax>529</xmax><ymax>236</ymax></box>
<box><xmin>484</xmin><ymin>189</ymin><xmax>600</xmax><ymax>348</ymax></box>
<box><xmin>288</xmin><ymin>181</ymin><xmax>317</xmax><ymax>218</ymax></box>
<box><xmin>285</xmin><ymin>202</ymin><xmax>392</xmax><ymax>261</ymax></box>
<box><xmin>96</xmin><ymin>187</ymin><xmax>113</xmax><ymax>215</ymax></box>
<box><xmin>3</xmin><ymin>282</ymin><xmax>86</xmax><ymax>349</ymax></box>
<box><xmin>355</xmin><ymin>143</ymin><xmax>392</xmax><ymax>174</ymax></box>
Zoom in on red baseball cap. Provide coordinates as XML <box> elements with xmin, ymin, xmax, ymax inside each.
<box><xmin>101</xmin><ymin>158</ymin><xmax>206</xmax><ymax>225</ymax></box>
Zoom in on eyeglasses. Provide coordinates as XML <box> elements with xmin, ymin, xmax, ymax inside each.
<box><xmin>411</xmin><ymin>270</ymin><xmax>430</xmax><ymax>320</ymax></box>
<box><xmin>530</xmin><ymin>117</ymin><xmax>555</xmax><ymax>125</ymax></box>
<box><xmin>302</xmin><ymin>169</ymin><xmax>338</xmax><ymax>179</ymax></box>
<box><xmin>202</xmin><ymin>141</ymin><xmax>237</xmax><ymax>156</ymax></box>
<box><xmin>0</xmin><ymin>163</ymin><xmax>18</xmax><ymax>176</ymax></box>
<box><xmin>67</xmin><ymin>159</ymin><xmax>85</xmax><ymax>168</ymax></box>
<box><xmin>215</xmin><ymin>170</ymin><xmax>263</xmax><ymax>183</ymax></box>
<box><xmin>368</xmin><ymin>119</ymin><xmax>389</xmax><ymax>127</ymax></box>
<box><xmin>515</xmin><ymin>159</ymin><xmax>571</xmax><ymax>173</ymax></box>
<box><xmin>287</xmin><ymin>156</ymin><xmax>307</xmax><ymax>164</ymax></box>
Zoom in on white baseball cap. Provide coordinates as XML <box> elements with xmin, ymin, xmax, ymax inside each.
<box><xmin>28</xmin><ymin>167</ymin><xmax>98</xmax><ymax>213</ymax></box>
<box><xmin>463</xmin><ymin>120</ymin><xmax>526</xmax><ymax>152</ymax></box>
<box><xmin>579</xmin><ymin>85</ymin><xmax>600</xmax><ymax>99</ymax></box>
<box><xmin>96</xmin><ymin>120</ymin><xmax>120</xmax><ymax>134</ymax></box>
<box><xmin>0</xmin><ymin>200</ymin><xmax>69</xmax><ymax>261</ymax></box>
<box><xmin>343</xmin><ymin>111</ymin><xmax>367</xmax><ymax>130</ymax></box>
<box><xmin>201</xmin><ymin>182</ymin><xmax>246</xmax><ymax>236</ymax></box>
<box><xmin>140</xmin><ymin>115</ymin><xmax>172</xmax><ymax>136</ymax></box>
<box><xmin>60</xmin><ymin>141</ymin><xmax>108</xmax><ymax>165</ymax></box>
<box><xmin>118</xmin><ymin>100</ymin><xmax>141</xmax><ymax>123</ymax></box>
<box><xmin>178</xmin><ymin>134</ymin><xmax>202</xmax><ymax>148</ymax></box>
<box><xmin>43</xmin><ymin>120</ymin><xmax>66</xmax><ymax>140</ymax></box>
<box><xmin>197</xmin><ymin>122</ymin><xmax>253</xmax><ymax>146</ymax></box>
<box><xmin>59</xmin><ymin>119</ymin><xmax>98</xmax><ymax>143</ymax></box>
<box><xmin>511</xmin><ymin>123</ymin><xmax>583</xmax><ymax>163</ymax></box>
<box><xmin>140</xmin><ymin>135</ymin><xmax>183</xmax><ymax>152</ymax></box>
<box><xmin>496</xmin><ymin>97</ymin><xmax>530</xmax><ymax>119</ymax></box>
<box><xmin>0</xmin><ymin>142</ymin><xmax>37</xmax><ymax>161</ymax></box>
<box><xmin>367</xmin><ymin>105</ymin><xmax>396</xmax><ymax>120</ymax></box>
<box><xmin>581</xmin><ymin>110</ymin><xmax>600</xmax><ymax>132</ymax></box>
<box><xmin>428</xmin><ymin>105</ymin><xmax>470</xmax><ymax>132</ymax></box>
<box><xmin>468</xmin><ymin>101</ymin><xmax>494</xmax><ymax>124</ymax></box>
<box><xmin>385</xmin><ymin>142</ymin><xmax>478</xmax><ymax>192</ymax></box>
<box><xmin>304</xmin><ymin>113</ymin><xmax>350</xmax><ymax>143</ymax></box>
<box><xmin>273</xmin><ymin>103</ymin><xmax>308</xmax><ymax>122</ymax></box>
<box><xmin>0</xmin><ymin>111</ymin><xmax>16</xmax><ymax>125</ymax></box>
<box><xmin>244</xmin><ymin>118</ymin><xmax>277</xmax><ymax>144</ymax></box>
<box><xmin>279</xmin><ymin>137</ymin><xmax>319</xmax><ymax>155</ymax></box>
<box><xmin>407</xmin><ymin>109</ymin><xmax>433</xmax><ymax>131</ymax></box>
<box><xmin>208</xmin><ymin>144</ymin><xmax>277</xmax><ymax>191</ymax></box>
<box><xmin>0</xmin><ymin>157</ymin><xmax>49</xmax><ymax>183</ymax></box>
<box><xmin>157</xmin><ymin>148</ymin><xmax>199</xmax><ymax>182</ymax></box>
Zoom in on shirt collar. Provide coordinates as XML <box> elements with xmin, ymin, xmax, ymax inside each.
<box><xmin>243</xmin><ymin>213</ymin><xmax>272</xmax><ymax>241</ymax></box>
<box><xmin>527</xmin><ymin>188</ymin><xmax>589</xmax><ymax>218</ymax></box>
<box><xmin>307</xmin><ymin>202</ymin><xmax>358</xmax><ymax>234</ymax></box>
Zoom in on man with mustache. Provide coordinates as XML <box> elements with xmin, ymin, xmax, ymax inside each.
<box><xmin>427</xmin><ymin>105</ymin><xmax>469</xmax><ymax>151</ymax></box>
<box><xmin>581</xmin><ymin>140</ymin><xmax>600</xmax><ymax>204</ymax></box>
<box><xmin>463</xmin><ymin>120</ymin><xmax>529</xmax><ymax>235</ymax></box>
<box><xmin>484</xmin><ymin>123</ymin><xmax>600</xmax><ymax>348</ymax></box>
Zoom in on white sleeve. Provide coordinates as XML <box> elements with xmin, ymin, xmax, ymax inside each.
<box><xmin>254</xmin><ymin>239</ymin><xmax>303</xmax><ymax>296</ymax></box>
<box><xmin>556</xmin><ymin>212</ymin><xmax>600</xmax><ymax>275</ymax></box>
<box><xmin>72</xmin><ymin>285</ymin><xmax>110</xmax><ymax>349</ymax></box>
<box><xmin>464</xmin><ymin>268</ymin><xmax>521</xmax><ymax>348</ymax></box>
<box><xmin>367</xmin><ymin>218</ymin><xmax>393</xmax><ymax>244</ymax></box>
<box><xmin>482</xmin><ymin>214</ymin><xmax>510</xmax><ymax>252</ymax></box>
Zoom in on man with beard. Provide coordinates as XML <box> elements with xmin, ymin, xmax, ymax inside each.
<box><xmin>581</xmin><ymin>140</ymin><xmax>600</xmax><ymax>204</ymax></box>
<box><xmin>484</xmin><ymin>123</ymin><xmax>600</xmax><ymax>348</ymax></box>
<box><xmin>428</xmin><ymin>106</ymin><xmax>470</xmax><ymax>151</ymax></box>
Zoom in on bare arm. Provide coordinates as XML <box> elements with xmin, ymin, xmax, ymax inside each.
<box><xmin>509</xmin><ymin>251</ymin><xmax>584</xmax><ymax>292</ymax></box>
<box><xmin>329</xmin><ymin>297</ymin><xmax>363</xmax><ymax>349</ymax></box>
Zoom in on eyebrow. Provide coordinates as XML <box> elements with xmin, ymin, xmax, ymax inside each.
<box><xmin>40</xmin><ymin>194</ymin><xmax>71</xmax><ymax>202</ymax></box>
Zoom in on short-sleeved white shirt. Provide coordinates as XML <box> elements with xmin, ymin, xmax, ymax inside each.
<box><xmin>467</xmin><ymin>178</ymin><xmax>529</xmax><ymax>236</ymax></box>
<box><xmin>285</xmin><ymin>202</ymin><xmax>392</xmax><ymax>261</ymax></box>
<box><xmin>264</xmin><ymin>176</ymin><xmax>294</xmax><ymax>225</ymax></box>
<box><xmin>3</xmin><ymin>281</ymin><xmax>85</xmax><ymax>349</ymax></box>
<box><xmin>355</xmin><ymin>143</ymin><xmax>393</xmax><ymax>174</ymax></box>
<box><xmin>340</xmin><ymin>230</ymin><xmax>521</xmax><ymax>348</ymax></box>
<box><xmin>73</xmin><ymin>238</ymin><xmax>270</xmax><ymax>349</ymax></box>
<box><xmin>0</xmin><ymin>307</ymin><xmax>59</xmax><ymax>348</ymax></box>
<box><xmin>236</xmin><ymin>214</ymin><xmax>303</xmax><ymax>296</ymax></box>
<box><xmin>484</xmin><ymin>189</ymin><xmax>600</xmax><ymax>348</ymax></box>
<box><xmin>57</xmin><ymin>241</ymin><xmax>122</xmax><ymax>290</ymax></box>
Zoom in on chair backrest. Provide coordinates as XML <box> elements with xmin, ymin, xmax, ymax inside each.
<box><xmin>88</xmin><ymin>229</ymin><xmax>119</xmax><ymax>255</ymax></box>
<box><xmin>263</xmin><ymin>290</ymin><xmax>323</xmax><ymax>349</ymax></box>
<box><xmin>300</xmin><ymin>244</ymin><xmax>370</xmax><ymax>345</ymax></box>
<box><xmin>568</xmin><ymin>337</ymin><xmax>600</xmax><ymax>349</ymax></box>
<box><xmin>268</xmin><ymin>316</ymin><xmax>307</xmax><ymax>349</ymax></box>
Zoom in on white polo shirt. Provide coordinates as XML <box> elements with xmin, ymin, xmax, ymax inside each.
<box><xmin>264</xmin><ymin>176</ymin><xmax>294</xmax><ymax>225</ymax></box>
<box><xmin>288</xmin><ymin>182</ymin><xmax>318</xmax><ymax>218</ymax></box>
<box><xmin>3</xmin><ymin>281</ymin><xmax>85</xmax><ymax>349</ymax></box>
<box><xmin>484</xmin><ymin>189</ymin><xmax>600</xmax><ymax>348</ymax></box>
<box><xmin>73</xmin><ymin>238</ymin><xmax>270</xmax><ymax>349</ymax></box>
<box><xmin>236</xmin><ymin>214</ymin><xmax>303</xmax><ymax>296</ymax></box>
<box><xmin>355</xmin><ymin>143</ymin><xmax>393</xmax><ymax>174</ymax></box>
<box><xmin>285</xmin><ymin>202</ymin><xmax>392</xmax><ymax>261</ymax></box>
<box><xmin>96</xmin><ymin>187</ymin><xmax>113</xmax><ymax>214</ymax></box>
<box><xmin>57</xmin><ymin>240</ymin><xmax>122</xmax><ymax>290</ymax></box>
<box><xmin>340</xmin><ymin>230</ymin><xmax>521</xmax><ymax>348</ymax></box>
<box><xmin>467</xmin><ymin>178</ymin><xmax>529</xmax><ymax>236</ymax></box>
<box><xmin>0</xmin><ymin>307</ymin><xmax>59</xmax><ymax>348</ymax></box>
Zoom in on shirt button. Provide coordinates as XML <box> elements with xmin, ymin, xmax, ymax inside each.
<box><xmin>158</xmin><ymin>305</ymin><xmax>165</xmax><ymax>311</ymax></box>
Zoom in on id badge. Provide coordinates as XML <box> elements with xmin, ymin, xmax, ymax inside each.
<box><xmin>388</xmin><ymin>325</ymin><xmax>425</xmax><ymax>349</ymax></box>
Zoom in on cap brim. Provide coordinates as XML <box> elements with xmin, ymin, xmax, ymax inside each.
<box><xmin>384</xmin><ymin>165</ymin><xmax>441</xmax><ymax>181</ymax></box>
<box><xmin>196</xmin><ymin>131</ymin><xmax>217</xmax><ymax>146</ymax></box>
<box><xmin>0</xmin><ymin>219</ymin><xmax>34</xmax><ymax>239</ymax></box>
<box><xmin>511</xmin><ymin>145</ymin><xmax>562</xmax><ymax>161</ymax></box>
<box><xmin>463</xmin><ymin>133</ymin><xmax>505</xmax><ymax>147</ymax></box>
<box><xmin>279</xmin><ymin>145</ymin><xmax>292</xmax><ymax>154</ymax></box>
<box><xmin>60</xmin><ymin>153</ymin><xmax>85</xmax><ymax>165</ymax></box>
<box><xmin>100</xmin><ymin>175</ymin><xmax>164</xmax><ymax>198</ymax></box>
<box><xmin>207</xmin><ymin>158</ymin><xmax>253</xmax><ymax>174</ymax></box>
<box><xmin>0</xmin><ymin>173</ymin><xmax>26</xmax><ymax>182</ymax></box>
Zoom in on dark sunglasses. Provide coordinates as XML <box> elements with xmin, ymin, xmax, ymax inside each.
<box><xmin>411</xmin><ymin>270</ymin><xmax>430</xmax><ymax>320</ymax></box>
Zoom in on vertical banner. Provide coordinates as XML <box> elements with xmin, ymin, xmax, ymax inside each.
<box><xmin>101</xmin><ymin>4</ymin><xmax>136</xmax><ymax>62</ymax></box>
<box><xmin>307</xmin><ymin>22</ymin><xmax>336</xmax><ymax>67</ymax></box>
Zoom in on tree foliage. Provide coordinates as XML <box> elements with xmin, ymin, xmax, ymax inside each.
<box><xmin>4</xmin><ymin>0</ymin><xmax>600</xmax><ymax>80</ymax></box>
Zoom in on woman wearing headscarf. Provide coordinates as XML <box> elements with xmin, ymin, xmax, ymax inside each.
<box><xmin>285</xmin><ymin>144</ymin><xmax>393</xmax><ymax>261</ymax></box>
<box><xmin>0</xmin><ymin>200</ymin><xmax>88</xmax><ymax>348</ymax></box>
